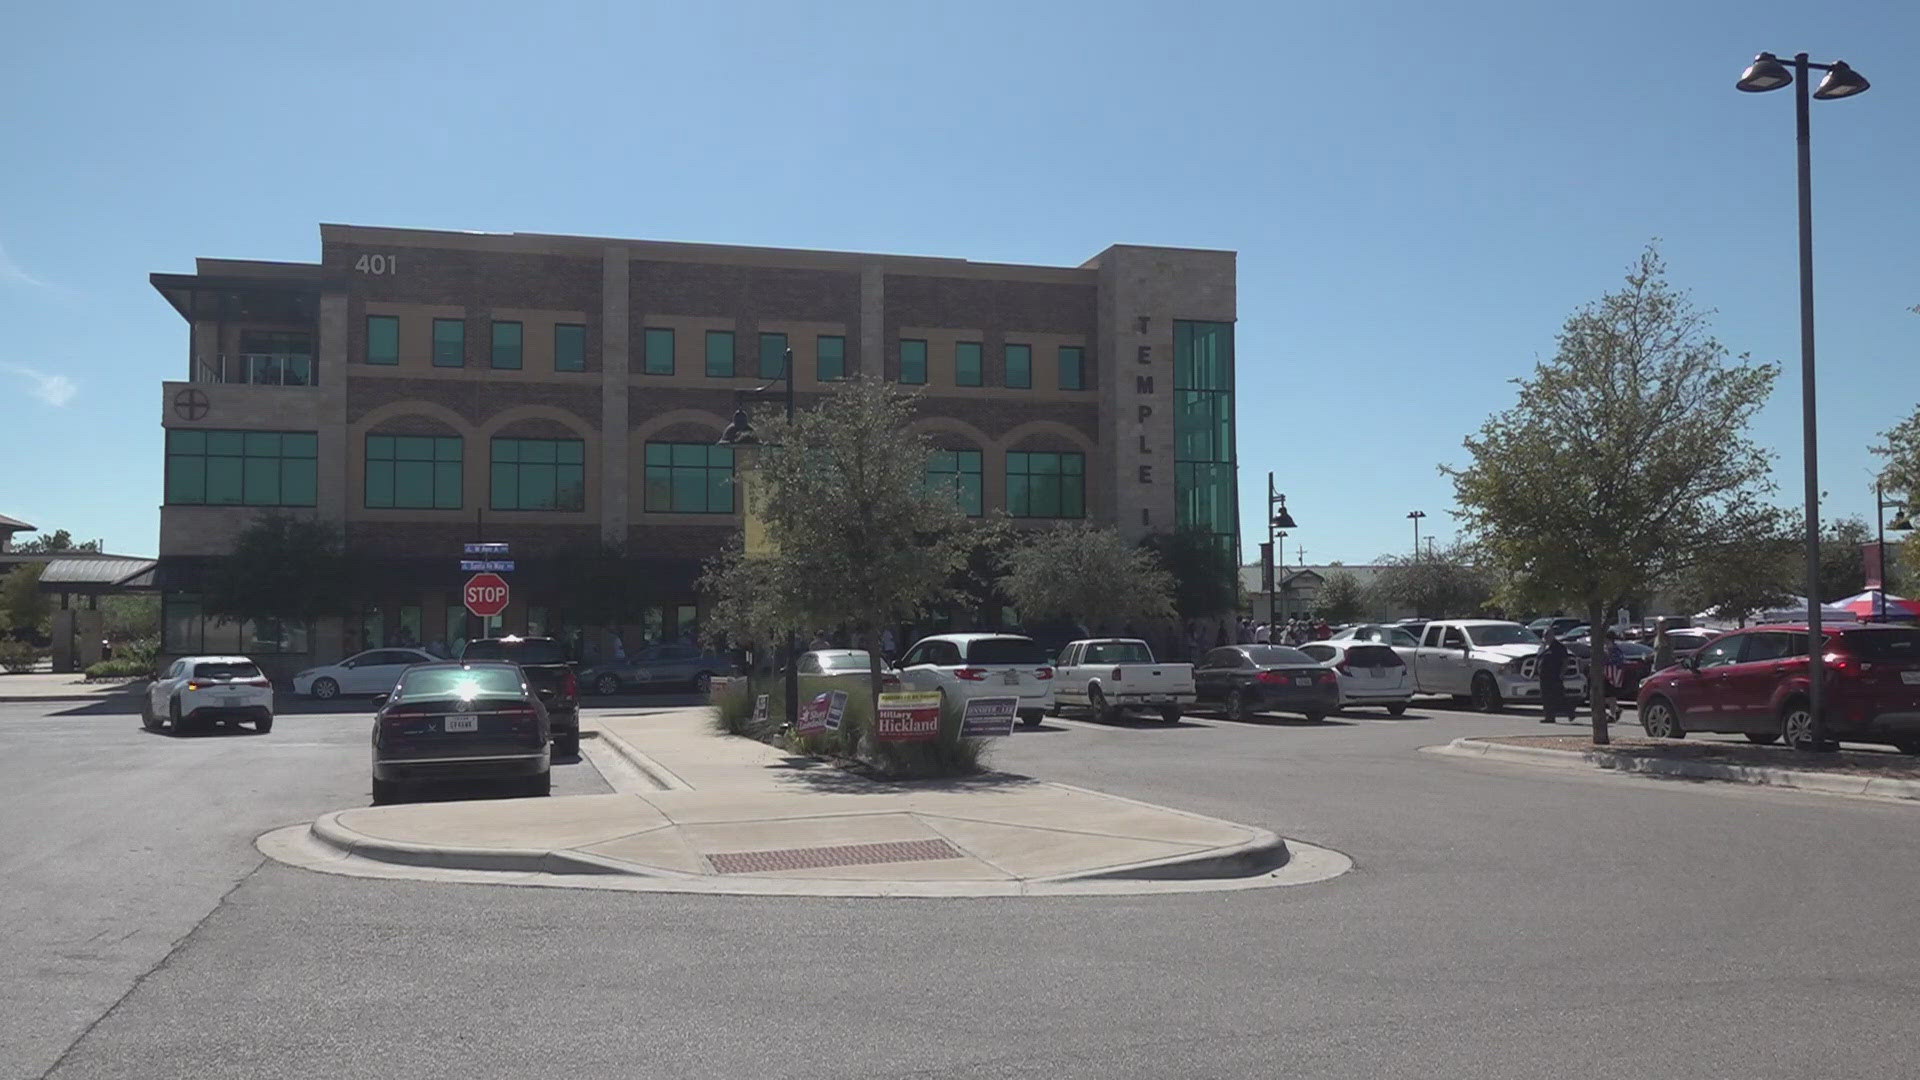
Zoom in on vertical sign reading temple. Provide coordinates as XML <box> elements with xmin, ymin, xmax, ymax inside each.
<box><xmin>1173</xmin><ymin>321</ymin><xmax>1238</xmax><ymax>569</ymax></box>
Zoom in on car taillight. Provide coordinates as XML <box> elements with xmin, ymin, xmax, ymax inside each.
<box><xmin>954</xmin><ymin>667</ymin><xmax>987</xmax><ymax>681</ymax></box>
<box><xmin>1317</xmin><ymin>671</ymin><xmax>1339</xmax><ymax>685</ymax></box>
<box><xmin>1035</xmin><ymin>666</ymin><xmax>1053</xmax><ymax>680</ymax></box>
<box><xmin>882</xmin><ymin>672</ymin><xmax>900</xmax><ymax>687</ymax></box>
<box><xmin>1824</xmin><ymin>651</ymin><xmax>1859</xmax><ymax>676</ymax></box>
<box><xmin>561</xmin><ymin>669</ymin><xmax>578</xmax><ymax>700</ymax></box>
<box><xmin>1335</xmin><ymin>662</ymin><xmax>1353</xmax><ymax>675</ymax></box>
<box><xmin>1111</xmin><ymin>666</ymin><xmax>1123</xmax><ymax>681</ymax></box>
<box><xmin>185</xmin><ymin>682</ymin><xmax>201</xmax><ymax>691</ymax></box>
<box><xmin>1255</xmin><ymin>670</ymin><xmax>1286</xmax><ymax>684</ymax></box>
<box><xmin>243</xmin><ymin>678</ymin><xmax>271</xmax><ymax>688</ymax></box>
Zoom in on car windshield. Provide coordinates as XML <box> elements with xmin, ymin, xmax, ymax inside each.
<box><xmin>964</xmin><ymin>638</ymin><xmax>1050</xmax><ymax>664</ymax></box>
<box><xmin>1841</xmin><ymin>629</ymin><xmax>1920</xmax><ymax>661</ymax></box>
<box><xmin>394</xmin><ymin>666</ymin><xmax>525</xmax><ymax>702</ymax></box>
<box><xmin>1466</xmin><ymin>624</ymin><xmax>1539</xmax><ymax>647</ymax></box>
<box><xmin>193</xmin><ymin>661</ymin><xmax>261</xmax><ymax>679</ymax></box>
<box><xmin>462</xmin><ymin>639</ymin><xmax>569</xmax><ymax>664</ymax></box>
<box><xmin>1083</xmin><ymin>641</ymin><xmax>1153</xmax><ymax>664</ymax></box>
<box><xmin>820</xmin><ymin>652</ymin><xmax>875</xmax><ymax>671</ymax></box>
<box><xmin>1243</xmin><ymin>645</ymin><xmax>1316</xmax><ymax>667</ymax></box>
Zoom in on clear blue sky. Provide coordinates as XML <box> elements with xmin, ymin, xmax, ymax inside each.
<box><xmin>3</xmin><ymin>0</ymin><xmax>1914</xmax><ymax>566</ymax></box>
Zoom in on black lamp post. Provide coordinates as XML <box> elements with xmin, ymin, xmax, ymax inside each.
<box><xmin>1736</xmin><ymin>50</ymin><xmax>1871</xmax><ymax>748</ymax></box>
<box><xmin>1875</xmin><ymin>478</ymin><xmax>1912</xmax><ymax>621</ymax></box>
<box><xmin>718</xmin><ymin>347</ymin><xmax>800</xmax><ymax>731</ymax></box>
<box><xmin>1266</xmin><ymin>474</ymin><xmax>1297</xmax><ymax>627</ymax></box>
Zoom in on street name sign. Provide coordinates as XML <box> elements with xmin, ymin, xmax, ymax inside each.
<box><xmin>460</xmin><ymin>559</ymin><xmax>516</xmax><ymax>572</ymax></box>
<box><xmin>464</xmin><ymin>542</ymin><xmax>510</xmax><ymax>556</ymax></box>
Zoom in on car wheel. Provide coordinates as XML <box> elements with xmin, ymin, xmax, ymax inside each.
<box><xmin>553</xmin><ymin>732</ymin><xmax>580</xmax><ymax>758</ymax></box>
<box><xmin>169</xmin><ymin>697</ymin><xmax>189</xmax><ymax>735</ymax></box>
<box><xmin>1018</xmin><ymin>710</ymin><xmax>1044</xmax><ymax>728</ymax></box>
<box><xmin>1744</xmin><ymin>732</ymin><xmax>1780</xmax><ymax>745</ymax></box>
<box><xmin>140</xmin><ymin>697</ymin><xmax>158</xmax><ymax>731</ymax></box>
<box><xmin>371</xmin><ymin>777</ymin><xmax>401</xmax><ymax>805</ymax></box>
<box><xmin>1639</xmin><ymin>697</ymin><xmax>1683</xmax><ymax>739</ymax></box>
<box><xmin>1159</xmin><ymin>707</ymin><xmax>1183</xmax><ymax>724</ymax></box>
<box><xmin>312</xmin><ymin>677</ymin><xmax>339</xmax><ymax>701</ymax></box>
<box><xmin>1387</xmin><ymin>703</ymin><xmax>1409</xmax><ymax>717</ymax></box>
<box><xmin>255</xmin><ymin>715</ymin><xmax>273</xmax><ymax>734</ymax></box>
<box><xmin>694</xmin><ymin>672</ymin><xmax>714</xmax><ymax>694</ymax></box>
<box><xmin>596</xmin><ymin>674</ymin><xmax>620</xmax><ymax>696</ymax></box>
<box><xmin>1303</xmin><ymin>712</ymin><xmax>1327</xmax><ymax>723</ymax></box>
<box><xmin>1780</xmin><ymin>699</ymin><xmax>1823</xmax><ymax>752</ymax></box>
<box><xmin>1470</xmin><ymin>673</ymin><xmax>1504</xmax><ymax>714</ymax></box>
<box><xmin>519</xmin><ymin>771</ymin><xmax>551</xmax><ymax>798</ymax></box>
<box><xmin>1088</xmin><ymin>684</ymin><xmax>1116</xmax><ymax>723</ymax></box>
<box><xmin>1225</xmin><ymin>688</ymin><xmax>1252</xmax><ymax>722</ymax></box>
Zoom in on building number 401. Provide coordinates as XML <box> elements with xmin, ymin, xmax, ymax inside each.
<box><xmin>354</xmin><ymin>254</ymin><xmax>397</xmax><ymax>275</ymax></box>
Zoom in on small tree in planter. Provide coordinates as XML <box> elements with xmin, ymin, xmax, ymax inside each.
<box><xmin>999</xmin><ymin>524</ymin><xmax>1176</xmax><ymax>633</ymax></box>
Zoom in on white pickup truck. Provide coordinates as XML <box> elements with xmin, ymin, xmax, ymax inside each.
<box><xmin>1051</xmin><ymin>639</ymin><xmax>1197</xmax><ymax>723</ymax></box>
<box><xmin>1411</xmin><ymin>619</ymin><xmax>1585</xmax><ymax>712</ymax></box>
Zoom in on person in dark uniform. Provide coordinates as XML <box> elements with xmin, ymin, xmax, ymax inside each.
<box><xmin>1538</xmin><ymin>628</ymin><xmax>1574</xmax><ymax>724</ymax></box>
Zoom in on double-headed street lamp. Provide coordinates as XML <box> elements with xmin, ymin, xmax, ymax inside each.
<box><xmin>1735</xmin><ymin>50</ymin><xmax>1871</xmax><ymax>747</ymax></box>
<box><xmin>719</xmin><ymin>347</ymin><xmax>800</xmax><ymax>730</ymax></box>
<box><xmin>1264</xmin><ymin>473</ymin><xmax>1297</xmax><ymax>627</ymax></box>
<box><xmin>1874</xmin><ymin>479</ymin><xmax>1913</xmax><ymax>621</ymax></box>
<box><xmin>1407</xmin><ymin>510</ymin><xmax>1426</xmax><ymax>559</ymax></box>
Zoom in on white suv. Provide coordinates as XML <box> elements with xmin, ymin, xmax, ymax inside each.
<box><xmin>893</xmin><ymin>634</ymin><xmax>1056</xmax><ymax>727</ymax></box>
<box><xmin>145</xmin><ymin>655</ymin><xmax>275</xmax><ymax>735</ymax></box>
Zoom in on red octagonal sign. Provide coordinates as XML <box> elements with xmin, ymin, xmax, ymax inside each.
<box><xmin>464</xmin><ymin>572</ymin><xmax>510</xmax><ymax>618</ymax></box>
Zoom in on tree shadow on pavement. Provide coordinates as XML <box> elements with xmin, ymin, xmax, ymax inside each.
<box><xmin>764</xmin><ymin>758</ymin><xmax>1048</xmax><ymax>795</ymax></box>
<box><xmin>1207</xmin><ymin>714</ymin><xmax>1356</xmax><ymax>728</ymax></box>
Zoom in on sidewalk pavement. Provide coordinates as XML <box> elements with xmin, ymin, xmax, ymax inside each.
<box><xmin>271</xmin><ymin>708</ymin><xmax>1311</xmax><ymax>897</ymax></box>
<box><xmin>0</xmin><ymin>672</ymin><xmax>145</xmax><ymax>703</ymax></box>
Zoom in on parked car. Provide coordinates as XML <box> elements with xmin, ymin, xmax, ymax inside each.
<box><xmin>1665</xmin><ymin>628</ymin><xmax>1718</xmax><ymax>662</ymax></box>
<box><xmin>371</xmin><ymin>661</ymin><xmax>550</xmax><ymax>804</ymax></box>
<box><xmin>1193</xmin><ymin>644</ymin><xmax>1341</xmax><ymax>722</ymax></box>
<box><xmin>1635</xmin><ymin>624</ymin><xmax>1920</xmax><ymax>752</ymax></box>
<box><xmin>579</xmin><ymin>643</ymin><xmax>735</xmax><ymax>696</ymax></box>
<box><xmin>796</xmin><ymin>649</ymin><xmax>900</xmax><ymax>691</ymax></box>
<box><xmin>1528</xmin><ymin>617</ymin><xmax>1585</xmax><ymax>639</ymax></box>
<box><xmin>1051</xmin><ymin>638</ymin><xmax>1196</xmax><ymax>722</ymax></box>
<box><xmin>144</xmin><ymin>655</ymin><xmax>274</xmax><ymax>735</ymax></box>
<box><xmin>459</xmin><ymin>636</ymin><xmax>580</xmax><ymax>757</ymax></box>
<box><xmin>893</xmin><ymin>634</ymin><xmax>1055</xmax><ymax>726</ymax></box>
<box><xmin>1564</xmin><ymin>638</ymin><xmax>1656</xmax><ymax>699</ymax></box>
<box><xmin>1411</xmin><ymin>620</ymin><xmax>1584</xmax><ymax>713</ymax></box>
<box><xmin>1297</xmin><ymin>641</ymin><xmax>1413</xmax><ymax>715</ymax></box>
<box><xmin>294</xmin><ymin>648</ymin><xmax>439</xmax><ymax>700</ymax></box>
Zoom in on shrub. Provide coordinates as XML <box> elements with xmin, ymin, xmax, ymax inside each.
<box><xmin>0</xmin><ymin>640</ymin><xmax>39</xmax><ymax>673</ymax></box>
<box><xmin>711</xmin><ymin>676</ymin><xmax>989</xmax><ymax>779</ymax></box>
<box><xmin>85</xmin><ymin>658</ymin><xmax>152</xmax><ymax>680</ymax></box>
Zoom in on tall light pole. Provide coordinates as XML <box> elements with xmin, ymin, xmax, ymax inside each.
<box><xmin>1407</xmin><ymin>510</ymin><xmax>1426</xmax><ymax>559</ymax></box>
<box><xmin>1266</xmin><ymin>474</ymin><xmax>1297</xmax><ymax>628</ymax></box>
<box><xmin>1875</xmin><ymin>478</ymin><xmax>1913</xmax><ymax>621</ymax></box>
<box><xmin>719</xmin><ymin>347</ymin><xmax>801</xmax><ymax>731</ymax></box>
<box><xmin>1736</xmin><ymin>50</ymin><xmax>1871</xmax><ymax>749</ymax></box>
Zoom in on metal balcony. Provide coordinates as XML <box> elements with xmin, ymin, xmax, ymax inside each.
<box><xmin>192</xmin><ymin>353</ymin><xmax>316</xmax><ymax>387</ymax></box>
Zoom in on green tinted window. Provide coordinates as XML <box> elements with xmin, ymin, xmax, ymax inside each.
<box><xmin>433</xmin><ymin>319</ymin><xmax>465</xmax><ymax>367</ymax></box>
<box><xmin>759</xmin><ymin>333</ymin><xmax>788</xmax><ymax>379</ymax></box>
<box><xmin>899</xmin><ymin>340</ymin><xmax>927</xmax><ymax>385</ymax></box>
<box><xmin>367</xmin><ymin>315</ymin><xmax>399</xmax><ymax>365</ymax></box>
<box><xmin>925</xmin><ymin>449</ymin><xmax>983</xmax><ymax>517</ymax></box>
<box><xmin>166</xmin><ymin>429</ymin><xmax>317</xmax><ymax>507</ymax></box>
<box><xmin>706</xmin><ymin>331</ymin><xmax>734</xmax><ymax>377</ymax></box>
<box><xmin>490</xmin><ymin>322</ymin><xmax>522</xmax><ymax>369</ymax></box>
<box><xmin>1007</xmin><ymin>451</ymin><xmax>1084</xmax><ymax>519</ymax></box>
<box><xmin>1174</xmin><ymin>320</ymin><xmax>1238</xmax><ymax>553</ymax></box>
<box><xmin>554</xmin><ymin>324</ymin><xmax>586</xmax><ymax>371</ymax></box>
<box><xmin>817</xmin><ymin>335</ymin><xmax>846</xmax><ymax>381</ymax></box>
<box><xmin>643</xmin><ymin>328</ymin><xmax>674</xmax><ymax>375</ymax></box>
<box><xmin>956</xmin><ymin>342</ymin><xmax>982</xmax><ymax>387</ymax></box>
<box><xmin>490</xmin><ymin>438</ymin><xmax>586</xmax><ymax>511</ymax></box>
<box><xmin>1058</xmin><ymin>345</ymin><xmax>1084</xmax><ymax>390</ymax></box>
<box><xmin>644</xmin><ymin>442</ymin><xmax>735</xmax><ymax>513</ymax></box>
<box><xmin>1005</xmin><ymin>344</ymin><xmax>1031</xmax><ymax>389</ymax></box>
<box><xmin>367</xmin><ymin>434</ymin><xmax>462</xmax><ymax>509</ymax></box>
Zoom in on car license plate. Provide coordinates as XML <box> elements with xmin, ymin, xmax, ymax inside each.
<box><xmin>1002</xmin><ymin>671</ymin><xmax>1020</xmax><ymax>685</ymax></box>
<box><xmin>1903</xmin><ymin>671</ymin><xmax>1920</xmax><ymax>685</ymax></box>
<box><xmin>1294</xmin><ymin>677</ymin><xmax>1313</xmax><ymax>686</ymax></box>
<box><xmin>222</xmin><ymin>695</ymin><xmax>245</xmax><ymax>707</ymax></box>
<box><xmin>444</xmin><ymin>714</ymin><xmax>478</xmax><ymax>733</ymax></box>
<box><xmin>1370</xmin><ymin>667</ymin><xmax>1384</xmax><ymax>678</ymax></box>
<box><xmin>1147</xmin><ymin>695</ymin><xmax>1171</xmax><ymax>703</ymax></box>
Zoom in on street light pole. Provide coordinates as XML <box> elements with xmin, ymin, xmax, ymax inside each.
<box><xmin>1407</xmin><ymin>510</ymin><xmax>1425</xmax><ymax>560</ymax></box>
<box><xmin>1736</xmin><ymin>49</ymin><xmax>1871</xmax><ymax>748</ymax></box>
<box><xmin>1267</xmin><ymin>475</ymin><xmax>1297</xmax><ymax>629</ymax></box>
<box><xmin>1875</xmin><ymin>478</ymin><xmax>1913</xmax><ymax>621</ymax></box>
<box><xmin>719</xmin><ymin>348</ymin><xmax>802</xmax><ymax>732</ymax></box>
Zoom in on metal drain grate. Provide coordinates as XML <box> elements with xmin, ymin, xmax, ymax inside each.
<box><xmin>707</xmin><ymin>838</ymin><xmax>964</xmax><ymax>875</ymax></box>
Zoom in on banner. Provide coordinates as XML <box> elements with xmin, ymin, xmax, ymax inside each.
<box><xmin>960</xmin><ymin>695</ymin><xmax>1019</xmax><ymax>738</ymax></box>
<box><xmin>796</xmin><ymin>690</ymin><xmax>845</xmax><ymax>736</ymax></box>
<box><xmin>874</xmin><ymin>691</ymin><xmax>941</xmax><ymax>742</ymax></box>
<box><xmin>752</xmin><ymin>694</ymin><xmax>769</xmax><ymax>725</ymax></box>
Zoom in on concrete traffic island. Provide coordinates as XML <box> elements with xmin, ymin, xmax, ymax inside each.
<box><xmin>1430</xmin><ymin>734</ymin><xmax>1920</xmax><ymax>802</ymax></box>
<box><xmin>259</xmin><ymin>709</ymin><xmax>1349</xmax><ymax>897</ymax></box>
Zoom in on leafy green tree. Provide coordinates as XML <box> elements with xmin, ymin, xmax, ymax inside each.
<box><xmin>13</xmin><ymin>529</ymin><xmax>102</xmax><ymax>554</ymax></box>
<box><xmin>700</xmin><ymin>377</ymin><xmax>976</xmax><ymax>721</ymax></box>
<box><xmin>1367</xmin><ymin>544</ymin><xmax>1491</xmax><ymax>618</ymax></box>
<box><xmin>1316</xmin><ymin>570</ymin><xmax>1366</xmax><ymax>624</ymax></box>
<box><xmin>1816</xmin><ymin>517</ymin><xmax>1875</xmax><ymax>602</ymax></box>
<box><xmin>202</xmin><ymin>513</ymin><xmax>357</xmax><ymax>626</ymax></box>
<box><xmin>100</xmin><ymin>594</ymin><xmax>160</xmax><ymax>642</ymax></box>
<box><xmin>2</xmin><ymin>564</ymin><xmax>50</xmax><ymax>636</ymax></box>
<box><xmin>1669</xmin><ymin>525</ymin><xmax>1798</xmax><ymax>625</ymax></box>
<box><xmin>1447</xmin><ymin>246</ymin><xmax>1780</xmax><ymax>744</ymax></box>
<box><xmin>1871</xmin><ymin>408</ymin><xmax>1920</xmax><ymax>585</ymax></box>
<box><xmin>999</xmin><ymin>524</ymin><xmax>1175</xmax><ymax>631</ymax></box>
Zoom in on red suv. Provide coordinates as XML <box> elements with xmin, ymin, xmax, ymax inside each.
<box><xmin>1634</xmin><ymin>624</ymin><xmax>1920</xmax><ymax>752</ymax></box>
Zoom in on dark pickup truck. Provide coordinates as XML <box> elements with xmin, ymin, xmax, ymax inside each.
<box><xmin>459</xmin><ymin>636</ymin><xmax>581</xmax><ymax>756</ymax></box>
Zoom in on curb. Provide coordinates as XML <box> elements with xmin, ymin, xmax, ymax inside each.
<box><xmin>1434</xmin><ymin>737</ymin><xmax>1920</xmax><ymax>802</ymax></box>
<box><xmin>583</xmin><ymin>720</ymin><xmax>693</xmax><ymax>791</ymax></box>
<box><xmin>1053</xmin><ymin>828</ymin><xmax>1290</xmax><ymax>881</ymax></box>
<box><xmin>309</xmin><ymin>811</ymin><xmax>686</xmax><ymax>878</ymax></box>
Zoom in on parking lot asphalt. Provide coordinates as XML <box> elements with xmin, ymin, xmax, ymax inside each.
<box><xmin>6</xmin><ymin>696</ymin><xmax>1919</xmax><ymax>1079</ymax></box>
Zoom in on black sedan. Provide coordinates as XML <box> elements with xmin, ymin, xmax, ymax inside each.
<box><xmin>1194</xmin><ymin>644</ymin><xmax>1342</xmax><ymax>722</ymax></box>
<box><xmin>371</xmin><ymin>661</ymin><xmax>550</xmax><ymax>804</ymax></box>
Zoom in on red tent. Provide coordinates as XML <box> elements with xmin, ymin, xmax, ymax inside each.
<box><xmin>1835</xmin><ymin>590</ymin><xmax>1920</xmax><ymax>619</ymax></box>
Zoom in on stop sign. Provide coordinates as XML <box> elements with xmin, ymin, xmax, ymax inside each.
<box><xmin>464</xmin><ymin>572</ymin><xmax>510</xmax><ymax>618</ymax></box>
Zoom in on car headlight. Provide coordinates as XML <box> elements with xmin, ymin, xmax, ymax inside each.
<box><xmin>1505</xmin><ymin>657</ymin><xmax>1529</xmax><ymax>674</ymax></box>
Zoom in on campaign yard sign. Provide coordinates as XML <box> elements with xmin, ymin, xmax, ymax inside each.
<box><xmin>874</xmin><ymin>691</ymin><xmax>941</xmax><ymax>742</ymax></box>
<box><xmin>796</xmin><ymin>691</ymin><xmax>844</xmax><ymax>736</ymax></box>
<box><xmin>960</xmin><ymin>696</ymin><xmax>1019</xmax><ymax>738</ymax></box>
<box><xmin>752</xmin><ymin>694</ymin><xmax>769</xmax><ymax>725</ymax></box>
<box><xmin>824</xmin><ymin>690</ymin><xmax>848</xmax><ymax>731</ymax></box>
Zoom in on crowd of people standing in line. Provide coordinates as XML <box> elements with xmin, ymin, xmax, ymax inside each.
<box><xmin>1234</xmin><ymin>615</ymin><xmax>1334</xmax><ymax>647</ymax></box>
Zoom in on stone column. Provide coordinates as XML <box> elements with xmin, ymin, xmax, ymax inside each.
<box><xmin>859</xmin><ymin>261</ymin><xmax>884</xmax><ymax>377</ymax></box>
<box><xmin>600</xmin><ymin>247</ymin><xmax>630</xmax><ymax>548</ymax></box>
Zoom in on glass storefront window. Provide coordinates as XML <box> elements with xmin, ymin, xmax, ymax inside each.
<box><xmin>398</xmin><ymin>605</ymin><xmax>423</xmax><ymax>649</ymax></box>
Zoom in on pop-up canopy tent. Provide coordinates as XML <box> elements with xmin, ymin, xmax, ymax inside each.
<box><xmin>1692</xmin><ymin>596</ymin><xmax>1856</xmax><ymax>629</ymax></box>
<box><xmin>1833</xmin><ymin>589</ymin><xmax>1920</xmax><ymax>620</ymax></box>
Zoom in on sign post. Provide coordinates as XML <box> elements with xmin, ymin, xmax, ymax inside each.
<box><xmin>464</xmin><ymin>572</ymin><xmax>510</xmax><ymax>619</ymax></box>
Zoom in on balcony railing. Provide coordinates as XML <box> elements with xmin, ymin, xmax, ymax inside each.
<box><xmin>193</xmin><ymin>353</ymin><xmax>315</xmax><ymax>387</ymax></box>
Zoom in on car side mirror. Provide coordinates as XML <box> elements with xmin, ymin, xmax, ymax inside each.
<box><xmin>372</xmin><ymin>692</ymin><xmax>389</xmax><ymax>708</ymax></box>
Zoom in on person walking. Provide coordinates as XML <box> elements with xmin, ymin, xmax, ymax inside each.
<box><xmin>1254</xmin><ymin>621</ymin><xmax>1271</xmax><ymax>644</ymax></box>
<box><xmin>1537</xmin><ymin>628</ymin><xmax>1574</xmax><ymax>723</ymax></box>
<box><xmin>1652</xmin><ymin>623</ymin><xmax>1676</xmax><ymax>672</ymax></box>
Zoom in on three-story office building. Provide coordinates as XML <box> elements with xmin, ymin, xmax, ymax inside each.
<box><xmin>151</xmin><ymin>224</ymin><xmax>1237</xmax><ymax>670</ymax></box>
